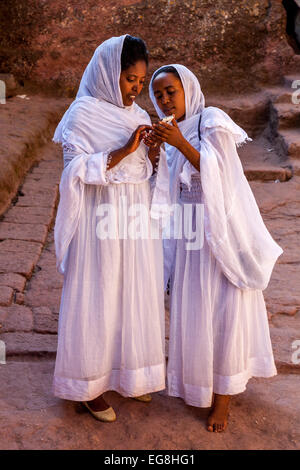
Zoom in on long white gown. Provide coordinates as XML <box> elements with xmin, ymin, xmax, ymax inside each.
<box><xmin>51</xmin><ymin>35</ymin><xmax>170</xmax><ymax>401</ymax></box>
<box><xmin>167</xmin><ymin>128</ymin><xmax>280</xmax><ymax>408</ymax></box>
<box><xmin>53</xmin><ymin>140</ymin><xmax>166</xmax><ymax>401</ymax></box>
<box><xmin>149</xmin><ymin>64</ymin><xmax>283</xmax><ymax>408</ymax></box>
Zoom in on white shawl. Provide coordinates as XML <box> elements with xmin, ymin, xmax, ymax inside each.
<box><xmin>53</xmin><ymin>36</ymin><xmax>170</xmax><ymax>275</ymax></box>
<box><xmin>149</xmin><ymin>64</ymin><xmax>283</xmax><ymax>290</ymax></box>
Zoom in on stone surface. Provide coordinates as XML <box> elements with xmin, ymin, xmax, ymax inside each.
<box><xmin>14</xmin><ymin>187</ymin><xmax>58</xmax><ymax>209</ymax></box>
<box><xmin>269</xmin><ymin>312</ymin><xmax>300</xmax><ymax>373</ymax></box>
<box><xmin>0</xmin><ymin>222</ymin><xmax>48</xmax><ymax>244</ymax></box>
<box><xmin>32</xmin><ymin>307</ymin><xmax>58</xmax><ymax>334</ymax></box>
<box><xmin>3</xmin><ymin>205</ymin><xmax>55</xmax><ymax>226</ymax></box>
<box><xmin>0</xmin><ymin>239</ymin><xmax>43</xmax><ymax>255</ymax></box>
<box><xmin>0</xmin><ymin>360</ymin><xmax>299</xmax><ymax>450</ymax></box>
<box><xmin>0</xmin><ymin>286</ymin><xmax>14</xmax><ymax>306</ymax></box>
<box><xmin>0</xmin><ymin>254</ymin><xmax>36</xmax><ymax>279</ymax></box>
<box><xmin>0</xmin><ymin>95</ymin><xmax>71</xmax><ymax>216</ymax></box>
<box><xmin>15</xmin><ymin>293</ymin><xmax>25</xmax><ymax>305</ymax></box>
<box><xmin>0</xmin><ymin>73</ymin><xmax>19</xmax><ymax>98</ymax></box>
<box><xmin>0</xmin><ymin>1</ymin><xmax>296</xmax><ymax>96</ymax></box>
<box><xmin>276</xmin><ymin>128</ymin><xmax>300</xmax><ymax>159</ymax></box>
<box><xmin>244</xmin><ymin>166</ymin><xmax>291</xmax><ymax>182</ymax></box>
<box><xmin>24</xmin><ymin>287</ymin><xmax>62</xmax><ymax>314</ymax></box>
<box><xmin>272</xmin><ymin>102</ymin><xmax>300</xmax><ymax>130</ymax></box>
<box><xmin>207</xmin><ymin>92</ymin><xmax>270</xmax><ymax>138</ymax></box>
<box><xmin>0</xmin><ymin>273</ymin><xmax>27</xmax><ymax>292</ymax></box>
<box><xmin>0</xmin><ymin>333</ymin><xmax>57</xmax><ymax>357</ymax></box>
<box><xmin>0</xmin><ymin>304</ymin><xmax>33</xmax><ymax>333</ymax></box>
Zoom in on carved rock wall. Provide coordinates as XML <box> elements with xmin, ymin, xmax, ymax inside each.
<box><xmin>0</xmin><ymin>0</ymin><xmax>296</xmax><ymax>95</ymax></box>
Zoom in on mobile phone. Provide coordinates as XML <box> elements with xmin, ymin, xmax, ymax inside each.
<box><xmin>160</xmin><ymin>114</ymin><xmax>175</xmax><ymax>124</ymax></box>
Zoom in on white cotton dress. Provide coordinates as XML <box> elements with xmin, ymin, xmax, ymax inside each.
<box><xmin>53</xmin><ymin>141</ymin><xmax>166</xmax><ymax>401</ymax></box>
<box><xmin>165</xmin><ymin>121</ymin><xmax>281</xmax><ymax>408</ymax></box>
<box><xmin>149</xmin><ymin>64</ymin><xmax>282</xmax><ymax>409</ymax></box>
<box><xmin>168</xmin><ymin>171</ymin><xmax>278</xmax><ymax>407</ymax></box>
<box><xmin>52</xmin><ymin>35</ymin><xmax>171</xmax><ymax>402</ymax></box>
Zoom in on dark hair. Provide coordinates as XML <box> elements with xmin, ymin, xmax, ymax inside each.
<box><xmin>121</xmin><ymin>35</ymin><xmax>149</xmax><ymax>71</ymax></box>
<box><xmin>152</xmin><ymin>65</ymin><xmax>181</xmax><ymax>82</ymax></box>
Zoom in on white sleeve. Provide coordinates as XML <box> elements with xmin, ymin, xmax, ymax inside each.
<box><xmin>200</xmin><ymin>127</ymin><xmax>283</xmax><ymax>290</ymax></box>
<box><xmin>54</xmin><ymin>140</ymin><xmax>111</xmax><ymax>274</ymax></box>
<box><xmin>61</xmin><ymin>140</ymin><xmax>110</xmax><ymax>186</ymax></box>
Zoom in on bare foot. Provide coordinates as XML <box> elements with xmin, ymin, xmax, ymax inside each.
<box><xmin>86</xmin><ymin>394</ymin><xmax>110</xmax><ymax>412</ymax></box>
<box><xmin>207</xmin><ymin>393</ymin><xmax>230</xmax><ymax>433</ymax></box>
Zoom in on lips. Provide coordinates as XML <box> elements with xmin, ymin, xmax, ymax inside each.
<box><xmin>163</xmin><ymin>107</ymin><xmax>175</xmax><ymax>114</ymax></box>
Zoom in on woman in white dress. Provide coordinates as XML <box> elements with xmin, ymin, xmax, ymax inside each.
<box><xmin>147</xmin><ymin>64</ymin><xmax>283</xmax><ymax>432</ymax></box>
<box><xmin>51</xmin><ymin>35</ymin><xmax>170</xmax><ymax>421</ymax></box>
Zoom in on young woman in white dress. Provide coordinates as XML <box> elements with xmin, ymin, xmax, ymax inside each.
<box><xmin>147</xmin><ymin>64</ymin><xmax>283</xmax><ymax>432</ymax></box>
<box><xmin>51</xmin><ymin>36</ymin><xmax>170</xmax><ymax>422</ymax></box>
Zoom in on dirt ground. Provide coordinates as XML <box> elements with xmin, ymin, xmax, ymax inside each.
<box><xmin>0</xmin><ymin>360</ymin><xmax>299</xmax><ymax>450</ymax></box>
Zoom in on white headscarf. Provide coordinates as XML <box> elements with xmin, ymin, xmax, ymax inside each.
<box><xmin>149</xmin><ymin>64</ymin><xmax>283</xmax><ymax>290</ymax></box>
<box><xmin>53</xmin><ymin>35</ymin><xmax>127</xmax><ymax>144</ymax></box>
<box><xmin>149</xmin><ymin>63</ymin><xmax>205</xmax><ymax>120</ymax></box>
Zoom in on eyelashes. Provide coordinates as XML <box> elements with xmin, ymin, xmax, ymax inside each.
<box><xmin>155</xmin><ymin>91</ymin><xmax>175</xmax><ymax>100</ymax></box>
<box><xmin>127</xmin><ymin>78</ymin><xmax>145</xmax><ymax>85</ymax></box>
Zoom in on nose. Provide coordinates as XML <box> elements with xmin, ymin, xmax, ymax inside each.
<box><xmin>161</xmin><ymin>92</ymin><xmax>170</xmax><ymax>105</ymax></box>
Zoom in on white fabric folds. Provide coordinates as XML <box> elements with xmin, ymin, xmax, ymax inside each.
<box><xmin>149</xmin><ymin>64</ymin><xmax>283</xmax><ymax>290</ymax></box>
<box><xmin>149</xmin><ymin>63</ymin><xmax>281</xmax><ymax>407</ymax></box>
<box><xmin>51</xmin><ymin>35</ymin><xmax>169</xmax><ymax>401</ymax></box>
<box><xmin>53</xmin><ymin>38</ymin><xmax>170</xmax><ymax>275</ymax></box>
<box><xmin>53</xmin><ymin>96</ymin><xmax>170</xmax><ymax>275</ymax></box>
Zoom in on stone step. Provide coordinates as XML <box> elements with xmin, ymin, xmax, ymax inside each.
<box><xmin>0</xmin><ymin>332</ymin><xmax>57</xmax><ymax>358</ymax></box>
<box><xmin>237</xmin><ymin>134</ymin><xmax>293</xmax><ymax>180</ymax></box>
<box><xmin>269</xmin><ymin>86</ymin><xmax>297</xmax><ymax>104</ymax></box>
<box><xmin>243</xmin><ymin>165</ymin><xmax>292</xmax><ymax>182</ymax></box>
<box><xmin>275</xmin><ymin>128</ymin><xmax>300</xmax><ymax>159</ymax></box>
<box><xmin>0</xmin><ymin>73</ymin><xmax>20</xmax><ymax>99</ymax></box>
<box><xmin>271</xmin><ymin>102</ymin><xmax>300</xmax><ymax>130</ymax></box>
<box><xmin>286</xmin><ymin>54</ymin><xmax>300</xmax><ymax>73</ymax></box>
<box><xmin>291</xmin><ymin>159</ymin><xmax>300</xmax><ymax>176</ymax></box>
<box><xmin>284</xmin><ymin>74</ymin><xmax>300</xmax><ymax>88</ymax></box>
<box><xmin>206</xmin><ymin>92</ymin><xmax>269</xmax><ymax>138</ymax></box>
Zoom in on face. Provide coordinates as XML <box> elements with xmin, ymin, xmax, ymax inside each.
<box><xmin>152</xmin><ymin>72</ymin><xmax>186</xmax><ymax>121</ymax></box>
<box><xmin>119</xmin><ymin>60</ymin><xmax>147</xmax><ymax>106</ymax></box>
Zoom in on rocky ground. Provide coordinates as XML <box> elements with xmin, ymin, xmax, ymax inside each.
<box><xmin>0</xmin><ymin>93</ymin><xmax>299</xmax><ymax>450</ymax></box>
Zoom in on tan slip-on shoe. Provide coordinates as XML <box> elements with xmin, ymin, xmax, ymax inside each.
<box><xmin>133</xmin><ymin>394</ymin><xmax>152</xmax><ymax>403</ymax></box>
<box><xmin>82</xmin><ymin>401</ymin><xmax>116</xmax><ymax>422</ymax></box>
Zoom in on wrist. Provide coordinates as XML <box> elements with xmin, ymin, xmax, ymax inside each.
<box><xmin>122</xmin><ymin>143</ymin><xmax>131</xmax><ymax>157</ymax></box>
<box><xmin>177</xmin><ymin>137</ymin><xmax>188</xmax><ymax>153</ymax></box>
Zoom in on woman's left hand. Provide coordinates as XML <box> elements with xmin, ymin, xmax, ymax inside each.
<box><xmin>142</xmin><ymin>129</ymin><xmax>162</xmax><ymax>148</ymax></box>
<box><xmin>152</xmin><ymin>118</ymin><xmax>185</xmax><ymax>149</ymax></box>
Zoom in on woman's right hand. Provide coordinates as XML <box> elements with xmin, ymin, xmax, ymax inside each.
<box><xmin>107</xmin><ymin>125</ymin><xmax>152</xmax><ymax>171</ymax></box>
<box><xmin>124</xmin><ymin>125</ymin><xmax>152</xmax><ymax>155</ymax></box>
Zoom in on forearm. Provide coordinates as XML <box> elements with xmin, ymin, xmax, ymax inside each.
<box><xmin>177</xmin><ymin>139</ymin><xmax>200</xmax><ymax>171</ymax></box>
<box><xmin>107</xmin><ymin>145</ymin><xmax>130</xmax><ymax>170</ymax></box>
<box><xmin>148</xmin><ymin>146</ymin><xmax>160</xmax><ymax>174</ymax></box>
